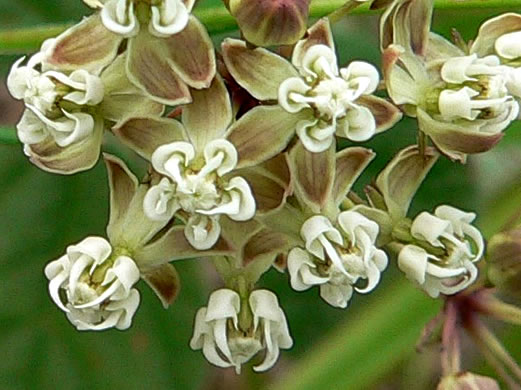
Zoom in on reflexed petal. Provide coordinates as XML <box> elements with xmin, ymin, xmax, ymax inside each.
<box><xmin>227</xmin><ymin>105</ymin><xmax>310</xmax><ymax>169</ymax></box>
<box><xmin>114</xmin><ymin>116</ymin><xmax>188</xmax><ymax>160</ymax></box>
<box><xmin>332</xmin><ymin>147</ymin><xmax>375</xmax><ymax>206</ymax></box>
<box><xmin>375</xmin><ymin>144</ymin><xmax>439</xmax><ymax>219</ymax></box>
<box><xmin>142</xmin><ymin>263</ymin><xmax>181</xmax><ymax>308</ymax></box>
<box><xmin>103</xmin><ymin>154</ymin><xmax>138</xmax><ymax>244</ymax></box>
<box><xmin>222</xmin><ymin>38</ymin><xmax>299</xmax><ymax>101</ymax></box>
<box><xmin>229</xmin><ymin>0</ymin><xmax>310</xmax><ymax>46</ymax></box>
<box><xmin>160</xmin><ymin>16</ymin><xmax>215</xmax><ymax>89</ymax></box>
<box><xmin>289</xmin><ymin>141</ymin><xmax>335</xmax><ymax>213</ymax></box>
<box><xmin>182</xmin><ymin>76</ymin><xmax>232</xmax><ymax>152</ymax></box>
<box><xmin>126</xmin><ymin>29</ymin><xmax>192</xmax><ymax>105</ymax></box>
<box><xmin>471</xmin><ymin>13</ymin><xmax>521</xmax><ymax>57</ymax></box>
<box><xmin>45</xmin><ymin>14</ymin><xmax>123</xmax><ymax>73</ymax></box>
<box><xmin>417</xmin><ymin>108</ymin><xmax>505</xmax><ymax>162</ymax></box>
<box><xmin>134</xmin><ymin>225</ymin><xmax>233</xmax><ymax>268</ymax></box>
<box><xmin>356</xmin><ymin>95</ymin><xmax>402</xmax><ymax>134</ymax></box>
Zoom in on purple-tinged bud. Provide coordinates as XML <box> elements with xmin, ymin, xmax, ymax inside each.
<box><xmin>228</xmin><ymin>0</ymin><xmax>310</xmax><ymax>46</ymax></box>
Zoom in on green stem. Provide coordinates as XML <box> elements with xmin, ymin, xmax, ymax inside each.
<box><xmin>1</xmin><ymin>0</ymin><xmax>521</xmax><ymax>55</ymax></box>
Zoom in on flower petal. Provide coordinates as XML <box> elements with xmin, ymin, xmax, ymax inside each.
<box><xmin>103</xmin><ymin>154</ymin><xmax>139</xmax><ymax>243</ymax></box>
<box><xmin>222</xmin><ymin>38</ymin><xmax>299</xmax><ymax>101</ymax></box>
<box><xmin>160</xmin><ymin>16</ymin><xmax>215</xmax><ymax>89</ymax></box>
<box><xmin>289</xmin><ymin>141</ymin><xmax>335</xmax><ymax>213</ymax></box>
<box><xmin>226</xmin><ymin>105</ymin><xmax>309</xmax><ymax>169</ymax></box>
<box><xmin>142</xmin><ymin>263</ymin><xmax>181</xmax><ymax>308</ymax></box>
<box><xmin>332</xmin><ymin>147</ymin><xmax>375</xmax><ymax>206</ymax></box>
<box><xmin>45</xmin><ymin>14</ymin><xmax>123</xmax><ymax>73</ymax></box>
<box><xmin>126</xmin><ymin>29</ymin><xmax>192</xmax><ymax>105</ymax></box>
<box><xmin>182</xmin><ymin>75</ymin><xmax>232</xmax><ymax>152</ymax></box>
<box><xmin>113</xmin><ymin>116</ymin><xmax>188</xmax><ymax>160</ymax></box>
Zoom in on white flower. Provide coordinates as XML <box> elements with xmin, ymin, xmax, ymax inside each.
<box><xmin>190</xmin><ymin>289</ymin><xmax>293</xmax><ymax>373</ymax></box>
<box><xmin>44</xmin><ymin>236</ymin><xmax>140</xmax><ymax>331</ymax></box>
<box><xmin>278</xmin><ymin>44</ymin><xmax>379</xmax><ymax>152</ymax></box>
<box><xmin>288</xmin><ymin>211</ymin><xmax>388</xmax><ymax>308</ymax></box>
<box><xmin>143</xmin><ymin>139</ymin><xmax>256</xmax><ymax>250</ymax></box>
<box><xmin>7</xmin><ymin>53</ymin><xmax>103</xmax><ymax>147</ymax></box>
<box><xmin>100</xmin><ymin>0</ymin><xmax>190</xmax><ymax>38</ymax></box>
<box><xmin>437</xmin><ymin>54</ymin><xmax>519</xmax><ymax>130</ymax></box>
<box><xmin>397</xmin><ymin>205</ymin><xmax>484</xmax><ymax>298</ymax></box>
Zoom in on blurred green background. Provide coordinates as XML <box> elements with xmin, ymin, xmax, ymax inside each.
<box><xmin>2</xmin><ymin>1</ymin><xmax>521</xmax><ymax>389</ymax></box>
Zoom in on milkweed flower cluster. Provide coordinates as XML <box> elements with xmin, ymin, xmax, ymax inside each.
<box><xmin>7</xmin><ymin>0</ymin><xmax>521</xmax><ymax>379</ymax></box>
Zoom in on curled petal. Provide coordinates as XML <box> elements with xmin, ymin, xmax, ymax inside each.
<box><xmin>16</xmin><ymin>109</ymin><xmax>48</xmax><ymax>145</ymax></box>
<box><xmin>287</xmin><ymin>248</ymin><xmax>329</xmax><ymax>291</ymax></box>
<box><xmin>411</xmin><ymin>211</ymin><xmax>453</xmax><ymax>247</ymax></box>
<box><xmin>185</xmin><ymin>214</ymin><xmax>221</xmax><ymax>250</ymax></box>
<box><xmin>101</xmin><ymin>0</ymin><xmax>139</xmax><ymax>37</ymax></box>
<box><xmin>204</xmin><ymin>139</ymin><xmax>238</xmax><ymax>177</ymax></box>
<box><xmin>398</xmin><ymin>245</ymin><xmax>428</xmax><ymax>285</ymax></box>
<box><xmin>151</xmin><ymin>141</ymin><xmax>195</xmax><ymax>178</ymax></box>
<box><xmin>299</xmin><ymin>44</ymin><xmax>338</xmax><ymax>80</ymax></box>
<box><xmin>149</xmin><ymin>0</ymin><xmax>189</xmax><ymax>37</ymax></box>
<box><xmin>296</xmin><ymin>119</ymin><xmax>335</xmax><ymax>153</ymax></box>
<box><xmin>340</xmin><ymin>61</ymin><xmax>379</xmax><ymax>95</ymax></box>
<box><xmin>143</xmin><ymin>178</ymin><xmax>178</xmax><ymax>221</ymax></box>
<box><xmin>300</xmin><ymin>215</ymin><xmax>343</xmax><ymax>260</ymax></box>
<box><xmin>278</xmin><ymin>77</ymin><xmax>312</xmax><ymax>113</ymax></box>
<box><xmin>338</xmin><ymin>105</ymin><xmax>376</xmax><ymax>142</ymax></box>
<box><xmin>205</xmin><ymin>289</ymin><xmax>240</xmax><ymax>323</ymax></box>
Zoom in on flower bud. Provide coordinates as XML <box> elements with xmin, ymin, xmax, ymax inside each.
<box><xmin>487</xmin><ymin>227</ymin><xmax>521</xmax><ymax>297</ymax></box>
<box><xmin>228</xmin><ymin>0</ymin><xmax>311</xmax><ymax>46</ymax></box>
<box><xmin>437</xmin><ymin>372</ymin><xmax>500</xmax><ymax>390</ymax></box>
